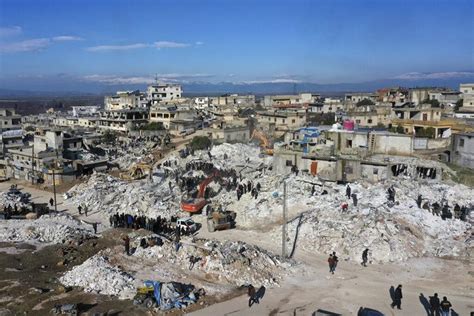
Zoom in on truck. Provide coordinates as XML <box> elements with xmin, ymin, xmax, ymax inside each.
<box><xmin>207</xmin><ymin>210</ymin><xmax>237</xmax><ymax>232</ymax></box>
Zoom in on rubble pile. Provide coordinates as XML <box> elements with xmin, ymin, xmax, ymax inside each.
<box><xmin>0</xmin><ymin>213</ymin><xmax>94</xmax><ymax>244</ymax></box>
<box><xmin>66</xmin><ymin>173</ymin><xmax>179</xmax><ymax>220</ymax></box>
<box><xmin>59</xmin><ymin>254</ymin><xmax>136</xmax><ymax>299</ymax></box>
<box><xmin>132</xmin><ymin>237</ymin><xmax>291</xmax><ymax>292</ymax></box>
<box><xmin>271</xmin><ymin>179</ymin><xmax>473</xmax><ymax>263</ymax></box>
<box><xmin>0</xmin><ymin>191</ymin><xmax>30</xmax><ymax>209</ymax></box>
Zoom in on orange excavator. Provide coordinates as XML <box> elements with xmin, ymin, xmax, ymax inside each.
<box><xmin>250</xmin><ymin>128</ymin><xmax>273</xmax><ymax>155</ymax></box>
<box><xmin>180</xmin><ymin>171</ymin><xmax>218</xmax><ymax>213</ymax></box>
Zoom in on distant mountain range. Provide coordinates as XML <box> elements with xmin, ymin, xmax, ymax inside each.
<box><xmin>0</xmin><ymin>76</ymin><xmax>473</xmax><ymax>98</ymax></box>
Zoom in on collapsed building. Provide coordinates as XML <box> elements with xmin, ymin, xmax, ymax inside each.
<box><xmin>273</xmin><ymin>128</ymin><xmax>453</xmax><ymax>182</ymax></box>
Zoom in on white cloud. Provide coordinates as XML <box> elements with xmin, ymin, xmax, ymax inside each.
<box><xmin>153</xmin><ymin>41</ymin><xmax>190</xmax><ymax>49</ymax></box>
<box><xmin>241</xmin><ymin>78</ymin><xmax>302</xmax><ymax>84</ymax></box>
<box><xmin>85</xmin><ymin>43</ymin><xmax>149</xmax><ymax>52</ymax></box>
<box><xmin>52</xmin><ymin>36</ymin><xmax>83</xmax><ymax>41</ymax></box>
<box><xmin>393</xmin><ymin>71</ymin><xmax>474</xmax><ymax>80</ymax></box>
<box><xmin>86</xmin><ymin>41</ymin><xmax>190</xmax><ymax>52</ymax></box>
<box><xmin>0</xmin><ymin>38</ymin><xmax>50</xmax><ymax>53</ymax></box>
<box><xmin>83</xmin><ymin>73</ymin><xmax>214</xmax><ymax>85</ymax></box>
<box><xmin>0</xmin><ymin>26</ymin><xmax>22</xmax><ymax>37</ymax></box>
<box><xmin>195</xmin><ymin>41</ymin><xmax>204</xmax><ymax>45</ymax></box>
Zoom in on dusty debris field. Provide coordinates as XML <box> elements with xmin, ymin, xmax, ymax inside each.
<box><xmin>0</xmin><ymin>229</ymin><xmax>240</xmax><ymax>315</ymax></box>
<box><xmin>1</xmin><ymin>143</ymin><xmax>473</xmax><ymax>315</ymax></box>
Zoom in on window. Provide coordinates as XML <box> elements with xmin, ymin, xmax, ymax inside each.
<box><xmin>368</xmin><ymin>119</ymin><xmax>373</xmax><ymax>124</ymax></box>
<box><xmin>292</xmin><ymin>119</ymin><xmax>295</xmax><ymax>123</ymax></box>
<box><xmin>282</xmin><ymin>119</ymin><xmax>285</xmax><ymax>123</ymax></box>
<box><xmin>459</xmin><ymin>139</ymin><xmax>465</xmax><ymax>147</ymax></box>
<box><xmin>285</xmin><ymin>160</ymin><xmax>293</xmax><ymax>166</ymax></box>
<box><xmin>346</xmin><ymin>139</ymin><xmax>353</xmax><ymax>148</ymax></box>
<box><xmin>373</xmin><ymin>169</ymin><xmax>379</xmax><ymax>175</ymax></box>
<box><xmin>356</xmin><ymin>120</ymin><xmax>361</xmax><ymax>124</ymax></box>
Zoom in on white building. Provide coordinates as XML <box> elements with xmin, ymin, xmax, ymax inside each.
<box><xmin>460</xmin><ymin>83</ymin><xmax>474</xmax><ymax>112</ymax></box>
<box><xmin>104</xmin><ymin>90</ymin><xmax>148</xmax><ymax>111</ymax></box>
<box><xmin>72</xmin><ymin>105</ymin><xmax>102</xmax><ymax>117</ymax></box>
<box><xmin>98</xmin><ymin>109</ymin><xmax>149</xmax><ymax>132</ymax></box>
<box><xmin>263</xmin><ymin>93</ymin><xmax>320</xmax><ymax>107</ymax></box>
<box><xmin>147</xmin><ymin>83</ymin><xmax>183</xmax><ymax>105</ymax></box>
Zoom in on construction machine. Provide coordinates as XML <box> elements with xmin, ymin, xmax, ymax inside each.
<box><xmin>250</xmin><ymin>128</ymin><xmax>273</xmax><ymax>155</ymax></box>
<box><xmin>207</xmin><ymin>209</ymin><xmax>237</xmax><ymax>232</ymax></box>
<box><xmin>120</xmin><ymin>163</ymin><xmax>153</xmax><ymax>180</ymax></box>
<box><xmin>180</xmin><ymin>171</ymin><xmax>218</xmax><ymax>213</ymax></box>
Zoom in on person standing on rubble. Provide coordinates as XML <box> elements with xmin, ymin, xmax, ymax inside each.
<box><xmin>346</xmin><ymin>185</ymin><xmax>351</xmax><ymax>198</ymax></box>
<box><xmin>361</xmin><ymin>248</ymin><xmax>369</xmax><ymax>267</ymax></box>
<box><xmin>328</xmin><ymin>253</ymin><xmax>337</xmax><ymax>274</ymax></box>
<box><xmin>84</xmin><ymin>205</ymin><xmax>88</xmax><ymax>217</ymax></box>
<box><xmin>78</xmin><ymin>205</ymin><xmax>82</xmax><ymax>215</ymax></box>
<box><xmin>49</xmin><ymin>198</ymin><xmax>54</xmax><ymax>207</ymax></box>
<box><xmin>417</xmin><ymin>195</ymin><xmax>423</xmax><ymax>208</ymax></box>
<box><xmin>351</xmin><ymin>193</ymin><xmax>358</xmax><ymax>207</ymax></box>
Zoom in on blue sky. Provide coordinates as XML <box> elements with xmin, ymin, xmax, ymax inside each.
<box><xmin>0</xmin><ymin>0</ymin><xmax>473</xmax><ymax>90</ymax></box>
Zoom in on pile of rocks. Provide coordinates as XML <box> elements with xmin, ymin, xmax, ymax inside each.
<box><xmin>0</xmin><ymin>213</ymin><xmax>94</xmax><ymax>244</ymax></box>
<box><xmin>59</xmin><ymin>254</ymin><xmax>136</xmax><ymax>299</ymax></box>
<box><xmin>132</xmin><ymin>237</ymin><xmax>292</xmax><ymax>293</ymax></box>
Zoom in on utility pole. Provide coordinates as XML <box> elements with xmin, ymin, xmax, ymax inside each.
<box><xmin>52</xmin><ymin>169</ymin><xmax>57</xmax><ymax>212</ymax></box>
<box><xmin>282</xmin><ymin>180</ymin><xmax>287</xmax><ymax>258</ymax></box>
<box><xmin>31</xmin><ymin>142</ymin><xmax>35</xmax><ymax>185</ymax></box>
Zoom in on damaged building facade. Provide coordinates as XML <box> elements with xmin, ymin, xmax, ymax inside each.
<box><xmin>273</xmin><ymin>129</ymin><xmax>446</xmax><ymax>182</ymax></box>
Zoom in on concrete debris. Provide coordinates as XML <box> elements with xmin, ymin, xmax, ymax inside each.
<box><xmin>270</xmin><ymin>178</ymin><xmax>473</xmax><ymax>263</ymax></box>
<box><xmin>0</xmin><ymin>213</ymin><xmax>94</xmax><ymax>244</ymax></box>
<box><xmin>131</xmin><ymin>237</ymin><xmax>291</xmax><ymax>293</ymax></box>
<box><xmin>59</xmin><ymin>254</ymin><xmax>136</xmax><ymax>299</ymax></box>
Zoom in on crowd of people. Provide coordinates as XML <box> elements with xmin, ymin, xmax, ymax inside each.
<box><xmin>109</xmin><ymin>213</ymin><xmax>192</xmax><ymax>237</ymax></box>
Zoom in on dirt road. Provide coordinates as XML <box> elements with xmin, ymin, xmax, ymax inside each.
<box><xmin>191</xmin><ymin>214</ymin><xmax>474</xmax><ymax>316</ymax></box>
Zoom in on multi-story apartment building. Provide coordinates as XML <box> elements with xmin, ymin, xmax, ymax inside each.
<box><xmin>147</xmin><ymin>83</ymin><xmax>183</xmax><ymax>105</ymax></box>
<box><xmin>104</xmin><ymin>90</ymin><xmax>148</xmax><ymax>110</ymax></box>
<box><xmin>0</xmin><ymin>108</ymin><xmax>22</xmax><ymax>131</ymax></box>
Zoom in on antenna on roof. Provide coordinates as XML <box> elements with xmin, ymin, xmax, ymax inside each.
<box><xmin>155</xmin><ymin>73</ymin><xmax>158</xmax><ymax>84</ymax></box>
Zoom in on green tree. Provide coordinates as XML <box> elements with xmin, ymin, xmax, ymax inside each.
<box><xmin>416</xmin><ymin>127</ymin><xmax>435</xmax><ymax>138</ymax></box>
<box><xmin>356</xmin><ymin>98</ymin><xmax>375</xmax><ymax>106</ymax></box>
<box><xmin>140</xmin><ymin>122</ymin><xmax>165</xmax><ymax>131</ymax></box>
<box><xmin>396</xmin><ymin>124</ymin><xmax>405</xmax><ymax>134</ymax></box>
<box><xmin>454</xmin><ymin>99</ymin><xmax>463</xmax><ymax>112</ymax></box>
<box><xmin>102</xmin><ymin>130</ymin><xmax>117</xmax><ymax>144</ymax></box>
<box><xmin>422</xmin><ymin>98</ymin><xmax>440</xmax><ymax>108</ymax></box>
<box><xmin>189</xmin><ymin>136</ymin><xmax>212</xmax><ymax>151</ymax></box>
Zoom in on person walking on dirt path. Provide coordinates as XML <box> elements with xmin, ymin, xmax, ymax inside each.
<box><xmin>440</xmin><ymin>296</ymin><xmax>452</xmax><ymax>316</ymax></box>
<box><xmin>391</xmin><ymin>284</ymin><xmax>403</xmax><ymax>310</ymax></box>
<box><xmin>346</xmin><ymin>185</ymin><xmax>351</xmax><ymax>198</ymax></box>
<box><xmin>78</xmin><ymin>205</ymin><xmax>82</xmax><ymax>215</ymax></box>
<box><xmin>247</xmin><ymin>285</ymin><xmax>256</xmax><ymax>307</ymax></box>
<box><xmin>430</xmin><ymin>293</ymin><xmax>441</xmax><ymax>316</ymax></box>
<box><xmin>92</xmin><ymin>222</ymin><xmax>98</xmax><ymax>234</ymax></box>
<box><xmin>123</xmin><ymin>235</ymin><xmax>130</xmax><ymax>256</ymax></box>
<box><xmin>84</xmin><ymin>205</ymin><xmax>88</xmax><ymax>217</ymax></box>
<box><xmin>328</xmin><ymin>254</ymin><xmax>336</xmax><ymax>274</ymax></box>
<box><xmin>49</xmin><ymin>198</ymin><xmax>54</xmax><ymax>207</ymax></box>
<box><xmin>362</xmin><ymin>248</ymin><xmax>369</xmax><ymax>267</ymax></box>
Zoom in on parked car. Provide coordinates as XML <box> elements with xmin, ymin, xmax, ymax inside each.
<box><xmin>176</xmin><ymin>217</ymin><xmax>198</xmax><ymax>233</ymax></box>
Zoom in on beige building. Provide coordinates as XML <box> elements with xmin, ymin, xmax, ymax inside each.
<box><xmin>263</xmin><ymin>93</ymin><xmax>320</xmax><ymax>107</ymax></box>
<box><xmin>105</xmin><ymin>90</ymin><xmax>148</xmax><ymax>110</ymax></box>
<box><xmin>257</xmin><ymin>109</ymin><xmax>307</xmax><ymax>131</ymax></box>
<box><xmin>0</xmin><ymin>108</ymin><xmax>22</xmax><ymax>131</ymax></box>
<box><xmin>98</xmin><ymin>109</ymin><xmax>149</xmax><ymax>132</ymax></box>
<box><xmin>149</xmin><ymin>105</ymin><xmax>196</xmax><ymax>130</ymax></box>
